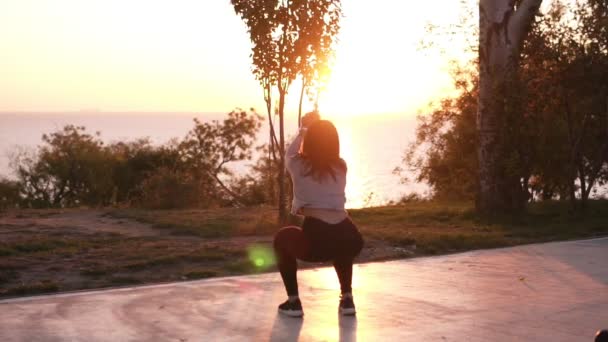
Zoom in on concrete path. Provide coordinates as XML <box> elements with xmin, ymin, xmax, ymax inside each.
<box><xmin>1</xmin><ymin>238</ymin><xmax>607</xmax><ymax>342</ymax></box>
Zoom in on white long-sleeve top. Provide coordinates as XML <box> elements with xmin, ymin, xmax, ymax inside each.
<box><xmin>285</xmin><ymin>129</ymin><xmax>347</xmax><ymax>215</ymax></box>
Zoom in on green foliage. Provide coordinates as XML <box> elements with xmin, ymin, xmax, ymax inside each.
<box><xmin>10</xmin><ymin>110</ymin><xmax>263</xmax><ymax>209</ymax></box>
<box><xmin>107</xmin><ymin>139</ymin><xmax>182</xmax><ymax>204</ymax></box>
<box><xmin>231</xmin><ymin>0</ymin><xmax>341</xmax><ymax>93</ymax></box>
<box><xmin>0</xmin><ymin>178</ymin><xmax>21</xmax><ymax>209</ymax></box>
<box><xmin>231</xmin><ymin>144</ymin><xmax>280</xmax><ymax>206</ymax></box>
<box><xmin>137</xmin><ymin>167</ymin><xmax>202</xmax><ymax>209</ymax></box>
<box><xmin>116</xmin><ymin>108</ymin><xmax>264</xmax><ymax>210</ymax></box>
<box><xmin>13</xmin><ymin>125</ymin><xmax>114</xmax><ymax>207</ymax></box>
<box><xmin>401</xmin><ymin>64</ymin><xmax>478</xmax><ymax>200</ymax></box>
<box><xmin>405</xmin><ymin>0</ymin><xmax>608</xmax><ymax>209</ymax></box>
<box><xmin>521</xmin><ymin>0</ymin><xmax>608</xmax><ymax>206</ymax></box>
<box><xmin>179</xmin><ymin>109</ymin><xmax>262</xmax><ymax>183</ymax></box>
<box><xmin>231</xmin><ymin>0</ymin><xmax>342</xmax><ymax>222</ymax></box>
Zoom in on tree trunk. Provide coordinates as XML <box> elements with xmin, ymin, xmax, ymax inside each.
<box><xmin>298</xmin><ymin>78</ymin><xmax>306</xmax><ymax>128</ymax></box>
<box><xmin>277</xmin><ymin>90</ymin><xmax>288</xmax><ymax>225</ymax></box>
<box><xmin>262</xmin><ymin>83</ymin><xmax>280</xmax><ymax>209</ymax></box>
<box><xmin>578</xmin><ymin>160</ymin><xmax>587</xmax><ymax>211</ymax></box>
<box><xmin>268</xmin><ymin>126</ymin><xmax>275</xmax><ymax>202</ymax></box>
<box><xmin>581</xmin><ymin>97</ymin><xmax>608</xmax><ymax>212</ymax></box>
<box><xmin>569</xmin><ymin>174</ymin><xmax>577</xmax><ymax>211</ymax></box>
<box><xmin>477</xmin><ymin>0</ymin><xmax>542</xmax><ymax>215</ymax></box>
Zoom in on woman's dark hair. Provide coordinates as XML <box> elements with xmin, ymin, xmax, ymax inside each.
<box><xmin>300</xmin><ymin>120</ymin><xmax>346</xmax><ymax>181</ymax></box>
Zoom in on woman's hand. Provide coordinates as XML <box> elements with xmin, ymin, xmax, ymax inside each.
<box><xmin>301</xmin><ymin>111</ymin><xmax>320</xmax><ymax>129</ymax></box>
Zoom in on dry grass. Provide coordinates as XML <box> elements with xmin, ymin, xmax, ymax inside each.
<box><xmin>352</xmin><ymin>200</ymin><xmax>608</xmax><ymax>254</ymax></box>
<box><xmin>1</xmin><ymin>200</ymin><xmax>607</xmax><ymax>299</ymax></box>
<box><xmin>107</xmin><ymin>206</ymin><xmax>278</xmax><ymax>238</ymax></box>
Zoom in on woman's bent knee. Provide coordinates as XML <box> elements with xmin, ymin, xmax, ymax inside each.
<box><xmin>274</xmin><ymin>226</ymin><xmax>309</xmax><ymax>258</ymax></box>
<box><xmin>273</xmin><ymin>226</ymin><xmax>303</xmax><ymax>250</ymax></box>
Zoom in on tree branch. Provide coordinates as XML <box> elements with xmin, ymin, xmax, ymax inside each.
<box><xmin>210</xmin><ymin>173</ymin><xmax>245</xmax><ymax>207</ymax></box>
<box><xmin>263</xmin><ymin>83</ymin><xmax>280</xmax><ymax>155</ymax></box>
<box><xmin>298</xmin><ymin>77</ymin><xmax>307</xmax><ymax>127</ymax></box>
<box><xmin>508</xmin><ymin>0</ymin><xmax>542</xmax><ymax>49</ymax></box>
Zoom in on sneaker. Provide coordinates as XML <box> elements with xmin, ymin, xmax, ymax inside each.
<box><xmin>278</xmin><ymin>299</ymin><xmax>304</xmax><ymax>317</ymax></box>
<box><xmin>339</xmin><ymin>295</ymin><xmax>356</xmax><ymax>316</ymax></box>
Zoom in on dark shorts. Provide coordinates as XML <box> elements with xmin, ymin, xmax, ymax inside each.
<box><xmin>301</xmin><ymin>216</ymin><xmax>364</xmax><ymax>262</ymax></box>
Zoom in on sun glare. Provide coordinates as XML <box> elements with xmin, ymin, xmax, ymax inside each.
<box><xmin>320</xmin><ymin>53</ymin><xmax>452</xmax><ymax>119</ymax></box>
<box><xmin>0</xmin><ymin>0</ymin><xmax>474</xmax><ymax>113</ymax></box>
<box><xmin>314</xmin><ymin>1</ymin><xmax>470</xmax><ymax>119</ymax></box>
<box><xmin>336</xmin><ymin>125</ymin><xmax>367</xmax><ymax>208</ymax></box>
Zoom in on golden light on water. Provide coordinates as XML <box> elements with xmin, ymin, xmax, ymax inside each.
<box><xmin>337</xmin><ymin>125</ymin><xmax>367</xmax><ymax>209</ymax></box>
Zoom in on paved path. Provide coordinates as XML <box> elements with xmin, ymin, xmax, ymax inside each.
<box><xmin>1</xmin><ymin>238</ymin><xmax>607</xmax><ymax>342</ymax></box>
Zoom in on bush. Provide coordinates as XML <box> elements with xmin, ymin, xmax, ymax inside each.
<box><xmin>13</xmin><ymin>125</ymin><xmax>114</xmax><ymax>207</ymax></box>
<box><xmin>9</xmin><ymin>109</ymin><xmax>264</xmax><ymax>209</ymax></box>
<box><xmin>137</xmin><ymin>168</ymin><xmax>209</xmax><ymax>209</ymax></box>
<box><xmin>0</xmin><ymin>179</ymin><xmax>21</xmax><ymax>209</ymax></box>
<box><xmin>108</xmin><ymin>139</ymin><xmax>182</xmax><ymax>204</ymax></box>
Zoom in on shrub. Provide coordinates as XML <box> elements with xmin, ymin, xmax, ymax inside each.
<box><xmin>0</xmin><ymin>178</ymin><xmax>21</xmax><ymax>209</ymax></box>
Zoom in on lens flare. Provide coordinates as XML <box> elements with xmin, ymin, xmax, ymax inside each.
<box><xmin>247</xmin><ymin>244</ymin><xmax>275</xmax><ymax>270</ymax></box>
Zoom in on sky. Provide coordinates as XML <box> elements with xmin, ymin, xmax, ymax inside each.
<box><xmin>0</xmin><ymin>0</ymin><xmax>474</xmax><ymax>118</ymax></box>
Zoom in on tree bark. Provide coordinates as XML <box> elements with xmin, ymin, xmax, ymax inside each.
<box><xmin>264</xmin><ymin>83</ymin><xmax>280</xmax><ymax>158</ymax></box>
<box><xmin>477</xmin><ymin>0</ymin><xmax>542</xmax><ymax>215</ymax></box>
<box><xmin>277</xmin><ymin>89</ymin><xmax>288</xmax><ymax>225</ymax></box>
<box><xmin>578</xmin><ymin>160</ymin><xmax>587</xmax><ymax>211</ymax></box>
<box><xmin>298</xmin><ymin>78</ymin><xmax>306</xmax><ymax>128</ymax></box>
<box><xmin>569</xmin><ymin>175</ymin><xmax>577</xmax><ymax>210</ymax></box>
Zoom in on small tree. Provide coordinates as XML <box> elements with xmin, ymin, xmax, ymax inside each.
<box><xmin>0</xmin><ymin>178</ymin><xmax>21</xmax><ymax>209</ymax></box>
<box><xmin>12</xmin><ymin>125</ymin><xmax>114</xmax><ymax>207</ymax></box>
<box><xmin>292</xmin><ymin>1</ymin><xmax>341</xmax><ymax>124</ymax></box>
<box><xmin>178</xmin><ymin>109</ymin><xmax>262</xmax><ymax>206</ymax></box>
<box><xmin>232</xmin><ymin>0</ymin><xmax>342</xmax><ymax>223</ymax></box>
<box><xmin>108</xmin><ymin>138</ymin><xmax>183</xmax><ymax>204</ymax></box>
<box><xmin>525</xmin><ymin>1</ymin><xmax>608</xmax><ymax>209</ymax></box>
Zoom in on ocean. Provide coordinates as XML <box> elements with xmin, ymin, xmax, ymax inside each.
<box><xmin>0</xmin><ymin>112</ymin><xmax>427</xmax><ymax>208</ymax></box>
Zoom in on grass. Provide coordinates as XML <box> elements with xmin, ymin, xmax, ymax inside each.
<box><xmin>3</xmin><ymin>281</ymin><xmax>60</xmax><ymax>296</ymax></box>
<box><xmin>7</xmin><ymin>238</ymin><xmax>73</xmax><ymax>254</ymax></box>
<box><xmin>183</xmin><ymin>269</ymin><xmax>218</xmax><ymax>280</ymax></box>
<box><xmin>351</xmin><ymin>200</ymin><xmax>608</xmax><ymax>254</ymax></box>
<box><xmin>108</xmin><ymin>276</ymin><xmax>142</xmax><ymax>286</ymax></box>
<box><xmin>107</xmin><ymin>207</ymin><xmax>278</xmax><ymax>238</ymax></box>
<box><xmin>1</xmin><ymin>200</ymin><xmax>607</xmax><ymax>298</ymax></box>
<box><xmin>0</xmin><ymin>270</ymin><xmax>18</xmax><ymax>284</ymax></box>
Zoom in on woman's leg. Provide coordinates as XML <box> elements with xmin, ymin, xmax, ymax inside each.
<box><xmin>332</xmin><ymin>221</ymin><xmax>364</xmax><ymax>295</ymax></box>
<box><xmin>273</xmin><ymin>226</ymin><xmax>310</xmax><ymax>296</ymax></box>
<box><xmin>333</xmin><ymin>257</ymin><xmax>355</xmax><ymax>294</ymax></box>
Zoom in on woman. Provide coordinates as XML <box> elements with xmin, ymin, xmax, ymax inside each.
<box><xmin>273</xmin><ymin>111</ymin><xmax>364</xmax><ymax>317</ymax></box>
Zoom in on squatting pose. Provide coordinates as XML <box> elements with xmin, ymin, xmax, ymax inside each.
<box><xmin>273</xmin><ymin>111</ymin><xmax>364</xmax><ymax>317</ymax></box>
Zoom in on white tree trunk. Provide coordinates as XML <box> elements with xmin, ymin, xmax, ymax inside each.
<box><xmin>477</xmin><ymin>0</ymin><xmax>542</xmax><ymax>214</ymax></box>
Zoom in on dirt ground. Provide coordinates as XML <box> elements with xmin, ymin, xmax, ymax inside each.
<box><xmin>3</xmin><ymin>201</ymin><xmax>608</xmax><ymax>299</ymax></box>
<box><xmin>0</xmin><ymin>209</ymin><xmax>405</xmax><ymax>298</ymax></box>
